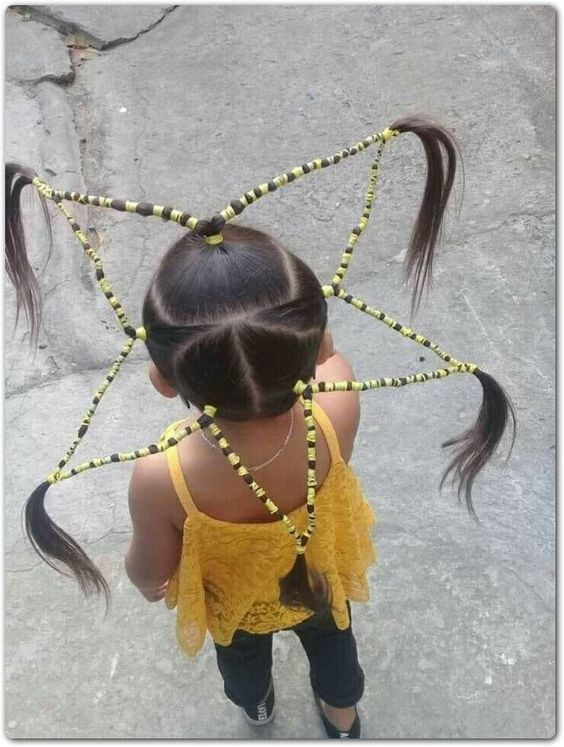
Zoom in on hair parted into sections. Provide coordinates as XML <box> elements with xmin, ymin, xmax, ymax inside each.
<box><xmin>5</xmin><ymin>115</ymin><xmax>516</xmax><ymax>613</ymax></box>
<box><xmin>143</xmin><ymin>224</ymin><xmax>327</xmax><ymax>421</ymax></box>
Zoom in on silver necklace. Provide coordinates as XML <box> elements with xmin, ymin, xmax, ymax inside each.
<box><xmin>200</xmin><ymin>408</ymin><xmax>295</xmax><ymax>471</ymax></box>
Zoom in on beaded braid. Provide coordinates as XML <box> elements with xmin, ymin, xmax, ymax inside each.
<box><xmin>27</xmin><ymin>183</ymin><xmax>149</xmax><ymax>484</ymax></box>
<box><xmin>49</xmin><ymin>415</ymin><xmax>210</xmax><ymax>484</ymax></box>
<box><xmin>330</xmin><ymin>139</ymin><xmax>387</xmax><ymax>287</ymax></box>
<box><xmin>31</xmin><ymin>176</ymin><xmax>200</xmax><ymax>230</ymax></box>
<box><xmin>17</xmin><ymin>121</ymin><xmax>507</xmax><ymax>599</ymax></box>
<box><xmin>48</xmin><ymin>195</ymin><xmax>140</xmax><ymax>339</ymax></box>
<box><xmin>205</xmin><ymin>409</ymin><xmax>305</xmax><ymax>552</ymax></box>
<box><xmin>50</xmin><ymin>337</ymin><xmax>137</xmax><ymax>482</ymax></box>
<box><xmin>323</xmin><ymin>286</ymin><xmax>466</xmax><ymax>367</ymax></box>
<box><xmin>301</xmin><ymin>389</ymin><xmax>318</xmax><ymax>550</ymax></box>
<box><xmin>25</xmin><ymin>125</ymin><xmax>401</xmax><ymax>501</ymax></box>
<box><xmin>218</xmin><ymin>127</ymin><xmax>398</xmax><ymax>224</ymax></box>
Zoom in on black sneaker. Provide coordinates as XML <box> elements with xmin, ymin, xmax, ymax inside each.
<box><xmin>314</xmin><ymin>693</ymin><xmax>361</xmax><ymax>738</ymax></box>
<box><xmin>241</xmin><ymin>677</ymin><xmax>275</xmax><ymax>726</ymax></box>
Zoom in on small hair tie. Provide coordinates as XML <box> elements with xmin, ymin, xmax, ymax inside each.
<box><xmin>135</xmin><ymin>326</ymin><xmax>147</xmax><ymax>341</ymax></box>
<box><xmin>204</xmin><ymin>234</ymin><xmax>224</xmax><ymax>246</ymax></box>
<box><xmin>381</xmin><ymin>127</ymin><xmax>399</xmax><ymax>143</ymax></box>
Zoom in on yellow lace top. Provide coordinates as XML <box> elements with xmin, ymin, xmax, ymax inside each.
<box><xmin>163</xmin><ymin>401</ymin><xmax>377</xmax><ymax>657</ymax></box>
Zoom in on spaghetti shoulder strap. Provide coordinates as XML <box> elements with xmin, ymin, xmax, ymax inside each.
<box><xmin>311</xmin><ymin>399</ymin><xmax>344</xmax><ymax>465</ymax></box>
<box><xmin>165</xmin><ymin>445</ymin><xmax>200</xmax><ymax>518</ymax></box>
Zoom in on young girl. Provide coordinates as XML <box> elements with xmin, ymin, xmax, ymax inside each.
<box><xmin>5</xmin><ymin>117</ymin><xmax>515</xmax><ymax>739</ymax></box>
<box><xmin>127</xmin><ymin>224</ymin><xmax>371</xmax><ymax>736</ymax></box>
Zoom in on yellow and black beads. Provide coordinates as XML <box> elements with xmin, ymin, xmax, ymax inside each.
<box><xmin>50</xmin><ymin>197</ymin><xmax>138</xmax><ymax>338</ymax></box>
<box><xmin>48</xmin><ymin>414</ymin><xmax>208</xmax><ymax>485</ymax></box>
<box><xmin>300</xmin><ymin>389</ymin><xmax>318</xmax><ymax>551</ymax></box>
<box><xmin>219</xmin><ymin>127</ymin><xmax>398</xmax><ymax>223</ymax></box>
<box><xmin>331</xmin><ymin>140</ymin><xmax>387</xmax><ymax>287</ymax></box>
<box><xmin>30</xmin><ymin>123</ymin><xmax>479</xmax><ymax>565</ymax></box>
<box><xmin>32</xmin><ymin>176</ymin><xmax>200</xmax><ymax>229</ymax></box>
<box><xmin>204</xmin><ymin>406</ymin><xmax>305</xmax><ymax>551</ymax></box>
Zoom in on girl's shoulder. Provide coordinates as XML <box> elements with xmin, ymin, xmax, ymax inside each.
<box><xmin>128</xmin><ymin>415</ymin><xmax>203</xmax><ymax>530</ymax></box>
<box><xmin>313</xmin><ymin>351</ymin><xmax>361</xmax><ymax>463</ymax></box>
<box><xmin>128</xmin><ymin>351</ymin><xmax>360</xmax><ymax>528</ymax></box>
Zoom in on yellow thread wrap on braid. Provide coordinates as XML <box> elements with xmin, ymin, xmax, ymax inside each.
<box><xmin>306</xmin><ymin>366</ymin><xmax>477</xmax><ymax>396</ymax></box>
<box><xmin>331</xmin><ymin>139</ymin><xmax>387</xmax><ymax>287</ymax></box>
<box><xmin>48</xmin><ymin>418</ymin><xmax>206</xmax><ymax>483</ymax></box>
<box><xmin>381</xmin><ymin>127</ymin><xmax>399</xmax><ymax>143</ymax></box>
<box><xmin>204</xmin><ymin>234</ymin><xmax>224</xmax><ymax>245</ymax></box>
<box><xmin>52</xmin><ymin>199</ymin><xmax>135</xmax><ymax>336</ymax></box>
<box><xmin>204</xmin><ymin>415</ymin><xmax>304</xmax><ymax>551</ymax></box>
<box><xmin>54</xmin><ymin>338</ymin><xmax>137</xmax><ymax>473</ymax></box>
<box><xmin>32</xmin><ymin>176</ymin><xmax>200</xmax><ymax>229</ymax></box>
<box><xmin>301</xmin><ymin>391</ymin><xmax>317</xmax><ymax>547</ymax></box>
<box><xmin>293</xmin><ymin>380</ymin><xmax>308</xmax><ymax>395</ymax></box>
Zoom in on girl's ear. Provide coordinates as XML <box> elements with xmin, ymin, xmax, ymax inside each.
<box><xmin>149</xmin><ymin>363</ymin><xmax>178</xmax><ymax>399</ymax></box>
<box><xmin>316</xmin><ymin>329</ymin><xmax>335</xmax><ymax>367</ymax></box>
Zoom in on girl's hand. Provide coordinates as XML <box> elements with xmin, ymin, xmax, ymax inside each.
<box><xmin>137</xmin><ymin>581</ymin><xmax>169</xmax><ymax>603</ymax></box>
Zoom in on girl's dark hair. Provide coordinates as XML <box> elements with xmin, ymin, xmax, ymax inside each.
<box><xmin>388</xmin><ymin>116</ymin><xmax>516</xmax><ymax>514</ymax></box>
<box><xmin>143</xmin><ymin>224</ymin><xmax>327</xmax><ymax>419</ymax></box>
<box><xmin>6</xmin><ymin>171</ymin><xmax>332</xmax><ymax>611</ymax></box>
<box><xmin>143</xmin><ymin>223</ymin><xmax>332</xmax><ymax>612</ymax></box>
<box><xmin>5</xmin><ymin>165</ymin><xmax>109</xmax><ymax>600</ymax></box>
<box><xmin>440</xmin><ymin>368</ymin><xmax>516</xmax><ymax>517</ymax></box>
<box><xmin>389</xmin><ymin>115</ymin><xmax>459</xmax><ymax>314</ymax></box>
<box><xmin>5</xmin><ymin>163</ymin><xmax>52</xmax><ymax>346</ymax></box>
<box><xmin>5</xmin><ymin>115</ymin><xmax>515</xmax><ymax>610</ymax></box>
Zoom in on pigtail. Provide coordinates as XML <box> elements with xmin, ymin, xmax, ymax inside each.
<box><xmin>279</xmin><ymin>553</ymin><xmax>332</xmax><ymax>615</ymax></box>
<box><xmin>5</xmin><ymin>163</ymin><xmax>52</xmax><ymax>345</ymax></box>
<box><xmin>7</xmin><ymin>166</ymin><xmax>108</xmax><ymax>597</ymax></box>
<box><xmin>440</xmin><ymin>368</ymin><xmax>516</xmax><ymax>516</ymax></box>
<box><xmin>25</xmin><ymin>481</ymin><xmax>110</xmax><ymax>603</ymax></box>
<box><xmin>389</xmin><ymin>117</ymin><xmax>458</xmax><ymax>314</ymax></box>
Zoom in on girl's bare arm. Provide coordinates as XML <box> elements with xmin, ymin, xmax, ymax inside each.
<box><xmin>125</xmin><ymin>455</ymin><xmax>182</xmax><ymax>602</ymax></box>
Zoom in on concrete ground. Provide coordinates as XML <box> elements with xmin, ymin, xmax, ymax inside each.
<box><xmin>4</xmin><ymin>5</ymin><xmax>555</xmax><ymax>739</ymax></box>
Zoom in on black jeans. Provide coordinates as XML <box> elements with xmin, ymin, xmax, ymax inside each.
<box><xmin>214</xmin><ymin>601</ymin><xmax>364</xmax><ymax>710</ymax></box>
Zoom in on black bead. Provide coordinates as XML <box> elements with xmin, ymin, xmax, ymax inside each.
<box><xmin>230</xmin><ymin>200</ymin><xmax>245</xmax><ymax>215</ymax></box>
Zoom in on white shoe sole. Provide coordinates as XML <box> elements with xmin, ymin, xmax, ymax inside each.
<box><xmin>242</xmin><ymin>707</ymin><xmax>276</xmax><ymax>726</ymax></box>
<box><xmin>241</xmin><ymin>678</ymin><xmax>275</xmax><ymax>726</ymax></box>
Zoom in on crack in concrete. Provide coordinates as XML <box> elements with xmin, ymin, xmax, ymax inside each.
<box><xmin>29</xmin><ymin>70</ymin><xmax>75</xmax><ymax>86</ymax></box>
<box><xmin>122</xmin><ymin>56</ymin><xmax>150</xmax><ymax>201</ymax></box>
<box><xmin>84</xmin><ymin>528</ymin><xmax>131</xmax><ymax>546</ymax></box>
<box><xmin>340</xmin><ymin>209</ymin><xmax>554</xmax><ymax>275</ymax></box>
<box><xmin>462</xmin><ymin>210</ymin><xmax>555</xmax><ymax>240</ymax></box>
<box><xmin>7</xmin><ymin>51</ymin><xmax>152</xmax><ymax>399</ymax></box>
<box><xmin>6</xmin><ymin>562</ymin><xmax>44</xmax><ymax>575</ymax></box>
<box><xmin>7</xmin><ymin>9</ymin><xmax>75</xmax><ymax>86</ymax></box>
<box><xmin>12</xmin><ymin>5</ymin><xmax>178</xmax><ymax>51</ymax></box>
<box><xmin>6</xmin><ymin>356</ymin><xmax>148</xmax><ymax>400</ymax></box>
<box><xmin>503</xmin><ymin>567</ymin><xmax>554</xmax><ymax>614</ymax></box>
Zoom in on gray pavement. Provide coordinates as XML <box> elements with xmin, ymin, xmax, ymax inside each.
<box><xmin>4</xmin><ymin>5</ymin><xmax>555</xmax><ymax>739</ymax></box>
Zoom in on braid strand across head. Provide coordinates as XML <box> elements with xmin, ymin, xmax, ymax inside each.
<box><xmin>5</xmin><ymin>118</ymin><xmax>515</xmax><ymax>609</ymax></box>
